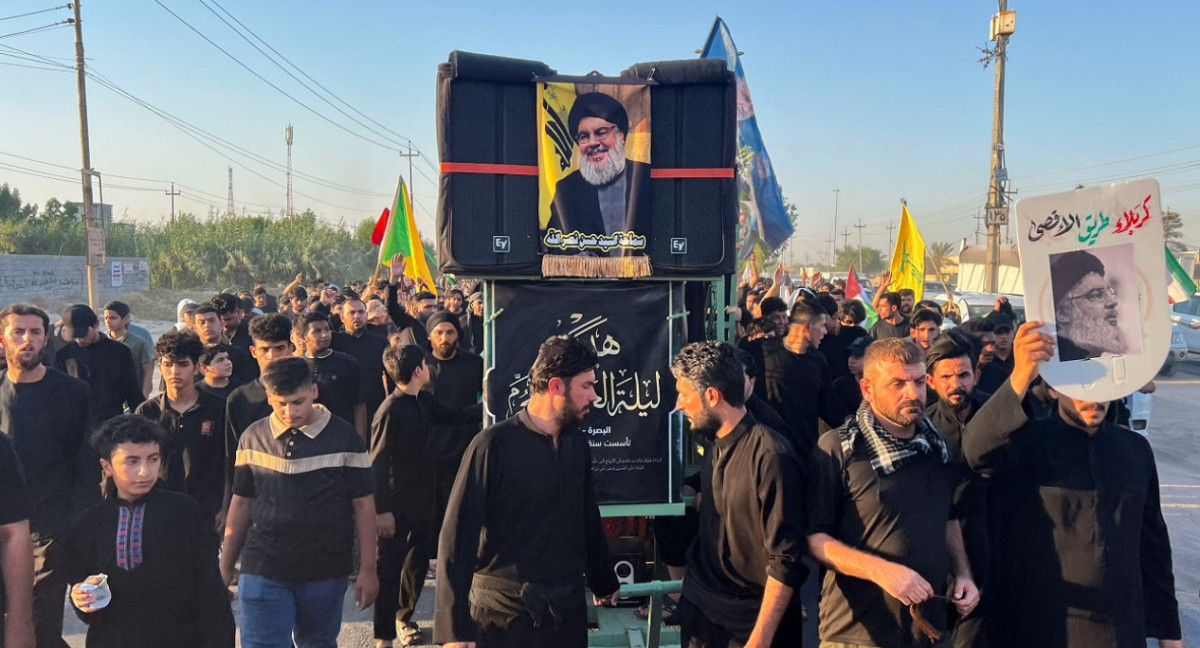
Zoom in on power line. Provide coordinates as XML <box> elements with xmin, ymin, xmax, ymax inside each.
<box><xmin>153</xmin><ymin>0</ymin><xmax>404</xmax><ymax>154</ymax></box>
<box><xmin>0</xmin><ymin>5</ymin><xmax>69</xmax><ymax>22</ymax></box>
<box><xmin>194</xmin><ymin>0</ymin><xmax>410</xmax><ymax>150</ymax></box>
<box><xmin>0</xmin><ymin>20</ymin><xmax>71</xmax><ymax>40</ymax></box>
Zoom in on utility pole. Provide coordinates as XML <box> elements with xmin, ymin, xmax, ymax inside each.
<box><xmin>854</xmin><ymin>220</ymin><xmax>867</xmax><ymax>270</ymax></box>
<box><xmin>226</xmin><ymin>166</ymin><xmax>235</xmax><ymax>217</ymax></box>
<box><xmin>166</xmin><ymin>181</ymin><xmax>180</xmax><ymax>221</ymax></box>
<box><xmin>974</xmin><ymin>208</ymin><xmax>983</xmax><ymax>245</ymax></box>
<box><xmin>983</xmin><ymin>2</ymin><xmax>1016</xmax><ymax>293</ymax></box>
<box><xmin>73</xmin><ymin>0</ymin><xmax>101</xmax><ymax>309</ymax></box>
<box><xmin>841</xmin><ymin>228</ymin><xmax>851</xmax><ymax>250</ymax></box>
<box><xmin>398</xmin><ymin>143</ymin><xmax>417</xmax><ymax>208</ymax></box>
<box><xmin>830</xmin><ymin>188</ymin><xmax>840</xmax><ymax>267</ymax></box>
<box><xmin>285</xmin><ymin>124</ymin><xmax>294</xmax><ymax>217</ymax></box>
<box><xmin>886</xmin><ymin>221</ymin><xmax>897</xmax><ymax>260</ymax></box>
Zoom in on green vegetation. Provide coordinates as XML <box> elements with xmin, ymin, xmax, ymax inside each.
<box><xmin>0</xmin><ymin>183</ymin><xmax>377</xmax><ymax>289</ymax></box>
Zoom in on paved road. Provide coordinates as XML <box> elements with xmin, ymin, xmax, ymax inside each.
<box><xmin>64</xmin><ymin>355</ymin><xmax>1200</xmax><ymax>647</ymax></box>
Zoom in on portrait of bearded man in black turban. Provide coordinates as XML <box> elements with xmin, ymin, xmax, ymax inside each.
<box><xmin>1051</xmin><ymin>248</ymin><xmax>1131</xmax><ymax>361</ymax></box>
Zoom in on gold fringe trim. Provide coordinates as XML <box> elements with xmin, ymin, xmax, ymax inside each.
<box><xmin>541</xmin><ymin>254</ymin><xmax>652</xmax><ymax>278</ymax></box>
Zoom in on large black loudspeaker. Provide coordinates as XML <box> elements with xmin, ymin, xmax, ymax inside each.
<box><xmin>436</xmin><ymin>51</ymin><xmax>551</xmax><ymax>275</ymax></box>
<box><xmin>436</xmin><ymin>52</ymin><xmax>736</xmax><ymax>277</ymax></box>
<box><xmin>624</xmin><ymin>59</ymin><xmax>737</xmax><ymax>276</ymax></box>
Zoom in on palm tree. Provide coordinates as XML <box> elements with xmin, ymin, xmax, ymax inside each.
<box><xmin>927</xmin><ymin>241</ymin><xmax>956</xmax><ymax>281</ymax></box>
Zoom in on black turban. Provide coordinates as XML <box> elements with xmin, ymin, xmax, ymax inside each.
<box><xmin>425</xmin><ymin>310</ymin><xmax>462</xmax><ymax>336</ymax></box>
<box><xmin>1051</xmin><ymin>249</ymin><xmax>1106</xmax><ymax>304</ymax></box>
<box><xmin>568</xmin><ymin>92</ymin><xmax>629</xmax><ymax>139</ymax></box>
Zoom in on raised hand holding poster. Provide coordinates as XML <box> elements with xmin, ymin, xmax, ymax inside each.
<box><xmin>1015</xmin><ymin>179</ymin><xmax>1169</xmax><ymax>401</ymax></box>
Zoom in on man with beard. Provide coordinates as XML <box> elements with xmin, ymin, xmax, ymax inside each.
<box><xmin>757</xmin><ymin>300</ymin><xmax>845</xmax><ymax>456</ymax></box>
<box><xmin>423</xmin><ymin>312</ymin><xmax>484</xmax><ymax>536</ymax></box>
<box><xmin>924</xmin><ymin>330</ymin><xmax>990</xmax><ymax>648</ymax></box>
<box><xmin>211</xmin><ymin>293</ymin><xmax>252</xmax><ymax>353</ymax></box>
<box><xmin>443</xmin><ymin>289</ymin><xmax>466</xmax><ymax>318</ymax></box>
<box><xmin>672</xmin><ymin>341</ymin><xmax>806</xmax><ymax>648</ymax></box>
<box><xmin>546</xmin><ymin>92</ymin><xmax>652</xmax><ymax>256</ymax></box>
<box><xmin>1051</xmin><ymin>250</ymin><xmax>1128</xmax><ymax>361</ymax></box>
<box><xmin>435</xmin><ymin>336</ymin><xmax>618</xmax><ymax>648</ymax></box>
<box><xmin>298</xmin><ymin>311</ymin><xmax>366</xmax><ymax>439</ymax></box>
<box><xmin>963</xmin><ymin>322</ymin><xmax>1182</xmax><ymax>647</ymax></box>
<box><xmin>808</xmin><ymin>338</ymin><xmax>979</xmax><ymax>647</ymax></box>
<box><xmin>332</xmin><ymin>296</ymin><xmax>390</xmax><ymax>424</ymax></box>
<box><xmin>459</xmin><ymin>292</ymin><xmax>484</xmax><ymax>354</ymax></box>
<box><xmin>0</xmin><ymin>304</ymin><xmax>93</xmax><ymax>648</ymax></box>
<box><xmin>897</xmin><ymin>288</ymin><xmax>916</xmax><ymax>318</ymax></box>
<box><xmin>55</xmin><ymin>305</ymin><xmax>145</xmax><ymax>424</ymax></box>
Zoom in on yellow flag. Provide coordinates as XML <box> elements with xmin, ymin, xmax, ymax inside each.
<box><xmin>887</xmin><ymin>203</ymin><xmax>926</xmax><ymax>301</ymax></box>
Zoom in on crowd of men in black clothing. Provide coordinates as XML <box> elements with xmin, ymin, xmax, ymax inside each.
<box><xmin>0</xmin><ymin>255</ymin><xmax>1188</xmax><ymax>648</ymax></box>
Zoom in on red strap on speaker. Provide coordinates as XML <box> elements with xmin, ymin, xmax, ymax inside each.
<box><xmin>650</xmin><ymin>168</ymin><xmax>735</xmax><ymax>179</ymax></box>
<box><xmin>440</xmin><ymin>162</ymin><xmax>538</xmax><ymax>176</ymax></box>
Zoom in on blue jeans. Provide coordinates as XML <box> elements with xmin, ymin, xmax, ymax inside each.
<box><xmin>239</xmin><ymin>574</ymin><xmax>348</xmax><ymax>648</ymax></box>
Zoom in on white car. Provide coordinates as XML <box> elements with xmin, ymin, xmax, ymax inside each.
<box><xmin>1169</xmin><ymin>293</ymin><xmax>1200</xmax><ymax>354</ymax></box>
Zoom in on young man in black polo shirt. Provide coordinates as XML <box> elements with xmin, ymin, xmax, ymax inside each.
<box><xmin>65</xmin><ymin>415</ymin><xmax>235</xmax><ymax>648</ymax></box>
<box><xmin>222</xmin><ymin>356</ymin><xmax>378</xmax><ymax>647</ymax></box>
<box><xmin>298</xmin><ymin>311</ymin><xmax>366</xmax><ymax>439</ymax></box>
<box><xmin>0</xmin><ymin>303</ymin><xmax>94</xmax><ymax>648</ymax></box>
<box><xmin>331</xmin><ymin>296</ymin><xmax>390</xmax><ymax>426</ymax></box>
<box><xmin>808</xmin><ymin>338</ymin><xmax>979</xmax><ymax>647</ymax></box>
<box><xmin>225</xmin><ymin>314</ymin><xmax>295</xmax><ymax>445</ymax></box>
<box><xmin>0</xmin><ymin>432</ymin><xmax>35</xmax><ymax>648</ymax></box>
<box><xmin>135</xmin><ymin>331</ymin><xmax>228</xmax><ymax>532</ymax></box>
<box><xmin>672</xmin><ymin>341</ymin><xmax>806</xmax><ymax>648</ymax></box>
<box><xmin>55</xmin><ymin>304</ymin><xmax>145</xmax><ymax>423</ymax></box>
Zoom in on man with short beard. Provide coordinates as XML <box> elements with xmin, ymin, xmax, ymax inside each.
<box><xmin>422</xmin><ymin>312</ymin><xmax>483</xmax><ymax>535</ymax></box>
<box><xmin>671</xmin><ymin>341</ymin><xmax>806</xmax><ymax>648</ymax></box>
<box><xmin>435</xmin><ymin>336</ymin><xmax>618</xmax><ymax>648</ymax></box>
<box><xmin>870</xmin><ymin>292</ymin><xmax>910</xmax><ymax>340</ymax></box>
<box><xmin>963</xmin><ymin>322</ymin><xmax>1182</xmax><ymax>648</ymax></box>
<box><xmin>332</xmin><ymin>297</ymin><xmax>390</xmax><ymax>424</ymax></box>
<box><xmin>808</xmin><ymin>338</ymin><xmax>979</xmax><ymax>647</ymax></box>
<box><xmin>0</xmin><ymin>304</ymin><xmax>93</xmax><ymax>648</ymax></box>
<box><xmin>546</xmin><ymin>92</ymin><xmax>652</xmax><ymax>256</ymax></box>
<box><xmin>925</xmin><ymin>330</ymin><xmax>990</xmax><ymax>648</ymax></box>
<box><xmin>1051</xmin><ymin>249</ymin><xmax>1128</xmax><ymax>361</ymax></box>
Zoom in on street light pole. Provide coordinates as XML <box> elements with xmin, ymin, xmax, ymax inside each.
<box><xmin>73</xmin><ymin>0</ymin><xmax>101</xmax><ymax>309</ymax></box>
<box><xmin>830</xmin><ymin>188</ymin><xmax>840</xmax><ymax>268</ymax></box>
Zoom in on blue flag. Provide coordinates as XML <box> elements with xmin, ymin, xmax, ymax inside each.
<box><xmin>700</xmin><ymin>17</ymin><xmax>794</xmax><ymax>252</ymax></box>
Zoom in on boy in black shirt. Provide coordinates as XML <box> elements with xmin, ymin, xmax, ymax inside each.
<box><xmin>55</xmin><ymin>304</ymin><xmax>144</xmax><ymax>423</ymax></box>
<box><xmin>197</xmin><ymin>343</ymin><xmax>241</xmax><ymax>400</ymax></box>
<box><xmin>225</xmin><ymin>314</ymin><xmax>295</xmax><ymax>444</ymax></box>
<box><xmin>0</xmin><ymin>433</ymin><xmax>34</xmax><ymax>647</ymax></box>
<box><xmin>66</xmin><ymin>415</ymin><xmax>234</xmax><ymax>648</ymax></box>
<box><xmin>298</xmin><ymin>311</ymin><xmax>365</xmax><ymax>438</ymax></box>
<box><xmin>222</xmin><ymin>357</ymin><xmax>377</xmax><ymax>647</ymax></box>
<box><xmin>135</xmin><ymin>331</ymin><xmax>228</xmax><ymax>531</ymax></box>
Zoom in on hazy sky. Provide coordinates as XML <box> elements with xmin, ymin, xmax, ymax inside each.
<box><xmin>1</xmin><ymin>0</ymin><xmax>1197</xmax><ymax>265</ymax></box>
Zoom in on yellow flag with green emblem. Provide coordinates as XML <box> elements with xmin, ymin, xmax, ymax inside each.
<box><xmin>887</xmin><ymin>203</ymin><xmax>926</xmax><ymax>301</ymax></box>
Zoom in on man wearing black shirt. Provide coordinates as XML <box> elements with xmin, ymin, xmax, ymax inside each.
<box><xmin>459</xmin><ymin>292</ymin><xmax>484</xmax><ymax>354</ymax></box>
<box><xmin>382</xmin><ymin>253</ymin><xmax>432</xmax><ymax>349</ymax></box>
<box><xmin>225</xmin><ymin>314</ymin><xmax>295</xmax><ymax>445</ymax></box>
<box><xmin>211</xmin><ymin>292</ymin><xmax>253</xmax><ymax>354</ymax></box>
<box><xmin>0</xmin><ymin>304</ymin><xmax>94</xmax><ymax>648</ymax></box>
<box><xmin>423</xmin><ymin>311</ymin><xmax>484</xmax><ymax>527</ymax></box>
<box><xmin>299</xmin><ymin>311</ymin><xmax>365</xmax><ymax>438</ymax></box>
<box><xmin>0</xmin><ymin>433</ymin><xmax>34</xmax><ymax>648</ymax></box>
<box><xmin>332</xmin><ymin>297</ymin><xmax>390</xmax><ymax>424</ymax></box>
<box><xmin>974</xmin><ymin>313</ymin><xmax>1014</xmax><ymax>399</ymax></box>
<box><xmin>963</xmin><ymin>323</ymin><xmax>1182</xmax><ymax>648</ymax></box>
<box><xmin>672</xmin><ymin>342</ymin><xmax>806</xmax><ymax>648</ymax></box>
<box><xmin>55</xmin><ymin>304</ymin><xmax>144</xmax><ymax>424</ymax></box>
<box><xmin>869</xmin><ymin>292</ymin><xmax>910</xmax><ymax>340</ymax></box>
<box><xmin>435</xmin><ymin>336</ymin><xmax>618</xmax><ymax>648</ymax></box>
<box><xmin>135</xmin><ymin>331</ymin><xmax>228</xmax><ymax>530</ymax></box>
<box><xmin>808</xmin><ymin>338</ymin><xmax>978</xmax><ymax>647</ymax></box>
<box><xmin>373</xmin><ymin>345</ymin><xmax>482</xmax><ymax>648</ymax></box>
<box><xmin>832</xmin><ymin>335</ymin><xmax>871</xmax><ymax>413</ymax></box>
<box><xmin>823</xmin><ymin>300</ymin><xmax>869</xmax><ymax>381</ymax></box>
<box><xmin>758</xmin><ymin>300</ymin><xmax>845</xmax><ymax>455</ymax></box>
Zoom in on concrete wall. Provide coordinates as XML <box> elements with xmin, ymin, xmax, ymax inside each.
<box><xmin>0</xmin><ymin>255</ymin><xmax>150</xmax><ymax>306</ymax></box>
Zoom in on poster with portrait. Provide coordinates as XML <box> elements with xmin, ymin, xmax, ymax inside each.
<box><xmin>485</xmin><ymin>281</ymin><xmax>684</xmax><ymax>505</ymax></box>
<box><xmin>537</xmin><ymin>79</ymin><xmax>652</xmax><ymax>259</ymax></box>
<box><xmin>1015</xmin><ymin>179</ymin><xmax>1170</xmax><ymax>401</ymax></box>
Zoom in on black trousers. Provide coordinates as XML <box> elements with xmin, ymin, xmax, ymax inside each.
<box><xmin>469</xmin><ymin>596</ymin><xmax>588</xmax><ymax>648</ymax></box>
<box><xmin>374</xmin><ymin>525</ymin><xmax>432</xmax><ymax>640</ymax></box>
<box><xmin>678</xmin><ymin>594</ymin><xmax>804</xmax><ymax>648</ymax></box>
<box><xmin>33</xmin><ymin>536</ymin><xmax>68</xmax><ymax>648</ymax></box>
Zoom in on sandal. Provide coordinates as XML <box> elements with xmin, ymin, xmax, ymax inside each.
<box><xmin>633</xmin><ymin>596</ymin><xmax>680</xmax><ymax>624</ymax></box>
<box><xmin>399</xmin><ymin>623</ymin><xmax>423</xmax><ymax>647</ymax></box>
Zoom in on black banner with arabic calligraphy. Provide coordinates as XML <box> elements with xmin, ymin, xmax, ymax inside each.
<box><xmin>487</xmin><ymin>281</ymin><xmax>683</xmax><ymax>505</ymax></box>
